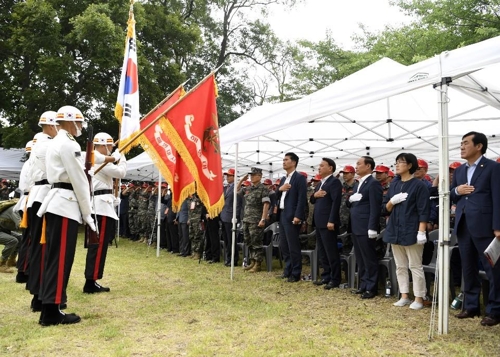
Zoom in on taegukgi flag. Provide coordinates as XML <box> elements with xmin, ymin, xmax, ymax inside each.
<box><xmin>115</xmin><ymin>2</ymin><xmax>140</xmax><ymax>154</ymax></box>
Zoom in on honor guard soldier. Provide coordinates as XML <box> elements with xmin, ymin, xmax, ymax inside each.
<box><xmin>36</xmin><ymin>105</ymin><xmax>97</xmax><ymax>326</ymax></box>
<box><xmin>83</xmin><ymin>132</ymin><xmax>126</xmax><ymax>293</ymax></box>
<box><xmin>26</xmin><ymin>111</ymin><xmax>60</xmax><ymax>311</ymax></box>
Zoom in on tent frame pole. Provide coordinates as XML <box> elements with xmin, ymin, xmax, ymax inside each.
<box><xmin>230</xmin><ymin>144</ymin><xmax>239</xmax><ymax>280</ymax></box>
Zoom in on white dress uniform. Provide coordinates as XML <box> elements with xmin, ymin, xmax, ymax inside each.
<box><xmin>84</xmin><ymin>150</ymin><xmax>126</xmax><ymax>289</ymax></box>
<box><xmin>37</xmin><ymin>129</ymin><xmax>91</xmax><ymax>222</ymax></box>
<box><xmin>27</xmin><ymin>133</ymin><xmax>53</xmax><ymax>209</ymax></box>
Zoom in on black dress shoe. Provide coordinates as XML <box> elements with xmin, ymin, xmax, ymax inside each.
<box><xmin>456</xmin><ymin>310</ymin><xmax>481</xmax><ymax>319</ymax></box>
<box><xmin>351</xmin><ymin>289</ymin><xmax>365</xmax><ymax>295</ymax></box>
<box><xmin>31</xmin><ymin>297</ymin><xmax>42</xmax><ymax>312</ymax></box>
<box><xmin>224</xmin><ymin>262</ymin><xmax>231</xmax><ymax>267</ymax></box>
<box><xmin>287</xmin><ymin>276</ymin><xmax>300</xmax><ymax>283</ymax></box>
<box><xmin>59</xmin><ymin>303</ymin><xmax>67</xmax><ymax>310</ymax></box>
<box><xmin>324</xmin><ymin>281</ymin><xmax>339</xmax><ymax>290</ymax></box>
<box><xmin>313</xmin><ymin>279</ymin><xmax>329</xmax><ymax>286</ymax></box>
<box><xmin>480</xmin><ymin>315</ymin><xmax>500</xmax><ymax>326</ymax></box>
<box><xmin>15</xmin><ymin>272</ymin><xmax>28</xmax><ymax>283</ymax></box>
<box><xmin>277</xmin><ymin>274</ymin><xmax>289</xmax><ymax>279</ymax></box>
<box><xmin>83</xmin><ymin>281</ymin><xmax>110</xmax><ymax>294</ymax></box>
<box><xmin>361</xmin><ymin>291</ymin><xmax>377</xmax><ymax>299</ymax></box>
<box><xmin>40</xmin><ymin>312</ymin><xmax>81</xmax><ymax>326</ymax></box>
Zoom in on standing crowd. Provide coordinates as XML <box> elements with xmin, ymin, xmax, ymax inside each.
<box><xmin>2</xmin><ymin>130</ymin><xmax>500</xmax><ymax>328</ymax></box>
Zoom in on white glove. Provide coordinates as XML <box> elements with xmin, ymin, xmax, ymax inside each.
<box><xmin>113</xmin><ymin>197</ymin><xmax>121</xmax><ymax>207</ymax></box>
<box><xmin>390</xmin><ymin>192</ymin><xmax>408</xmax><ymax>205</ymax></box>
<box><xmin>368</xmin><ymin>230</ymin><xmax>378</xmax><ymax>239</ymax></box>
<box><xmin>349</xmin><ymin>193</ymin><xmax>362</xmax><ymax>203</ymax></box>
<box><xmin>87</xmin><ymin>168</ymin><xmax>95</xmax><ymax>177</ymax></box>
<box><xmin>83</xmin><ymin>214</ymin><xmax>97</xmax><ymax>232</ymax></box>
<box><xmin>112</xmin><ymin>150</ymin><xmax>122</xmax><ymax>162</ymax></box>
<box><xmin>417</xmin><ymin>231</ymin><xmax>427</xmax><ymax>245</ymax></box>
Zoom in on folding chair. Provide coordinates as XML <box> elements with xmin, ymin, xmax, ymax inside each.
<box><xmin>263</xmin><ymin>222</ymin><xmax>281</xmax><ymax>272</ymax></box>
<box><xmin>299</xmin><ymin>230</ymin><xmax>317</xmax><ymax>282</ymax></box>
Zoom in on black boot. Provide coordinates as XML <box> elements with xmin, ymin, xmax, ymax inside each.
<box><xmin>31</xmin><ymin>295</ymin><xmax>42</xmax><ymax>312</ymax></box>
<box><xmin>83</xmin><ymin>279</ymin><xmax>110</xmax><ymax>294</ymax></box>
<box><xmin>39</xmin><ymin>303</ymin><xmax>81</xmax><ymax>326</ymax></box>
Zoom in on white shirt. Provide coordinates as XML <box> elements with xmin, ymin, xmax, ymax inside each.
<box><xmin>356</xmin><ymin>173</ymin><xmax>372</xmax><ymax>193</ymax></box>
<box><xmin>318</xmin><ymin>174</ymin><xmax>333</xmax><ymax>190</ymax></box>
<box><xmin>279</xmin><ymin>170</ymin><xmax>296</xmax><ymax>209</ymax></box>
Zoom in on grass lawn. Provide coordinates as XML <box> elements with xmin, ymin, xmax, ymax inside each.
<box><xmin>1</xmin><ymin>235</ymin><xmax>498</xmax><ymax>356</ymax></box>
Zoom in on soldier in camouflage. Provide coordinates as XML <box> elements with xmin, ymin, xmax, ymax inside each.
<box><xmin>339</xmin><ymin>165</ymin><xmax>356</xmax><ymax>254</ymax></box>
<box><xmin>187</xmin><ymin>193</ymin><xmax>204</xmax><ymax>260</ymax></box>
<box><xmin>137</xmin><ymin>183</ymin><xmax>151</xmax><ymax>243</ymax></box>
<box><xmin>238</xmin><ymin>167</ymin><xmax>270</xmax><ymax>273</ymax></box>
<box><xmin>373</xmin><ymin>165</ymin><xmax>391</xmax><ymax>232</ymax></box>
<box><xmin>127</xmin><ymin>184</ymin><xmax>140</xmax><ymax>241</ymax></box>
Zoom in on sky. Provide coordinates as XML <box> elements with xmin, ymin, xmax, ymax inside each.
<box><xmin>268</xmin><ymin>0</ymin><xmax>413</xmax><ymax>48</ymax></box>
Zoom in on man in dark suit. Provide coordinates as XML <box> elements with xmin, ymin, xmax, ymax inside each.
<box><xmin>220</xmin><ymin>168</ymin><xmax>241</xmax><ymax>267</ymax></box>
<box><xmin>450</xmin><ymin>131</ymin><xmax>500</xmax><ymax>326</ymax></box>
<box><xmin>348</xmin><ymin>156</ymin><xmax>383</xmax><ymax>299</ymax></box>
<box><xmin>310</xmin><ymin>158</ymin><xmax>342</xmax><ymax>289</ymax></box>
<box><xmin>276</xmin><ymin>152</ymin><xmax>307</xmax><ymax>282</ymax></box>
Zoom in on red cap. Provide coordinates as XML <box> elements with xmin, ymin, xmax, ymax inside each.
<box><xmin>374</xmin><ymin>165</ymin><xmax>390</xmax><ymax>173</ymax></box>
<box><xmin>299</xmin><ymin>171</ymin><xmax>308</xmax><ymax>179</ymax></box>
<box><xmin>340</xmin><ymin>165</ymin><xmax>355</xmax><ymax>173</ymax></box>
<box><xmin>161</xmin><ymin>183</ymin><xmax>168</xmax><ymax>188</ymax></box>
<box><xmin>388</xmin><ymin>170</ymin><xmax>395</xmax><ymax>178</ymax></box>
<box><xmin>263</xmin><ymin>178</ymin><xmax>272</xmax><ymax>185</ymax></box>
<box><xmin>242</xmin><ymin>180</ymin><xmax>251</xmax><ymax>186</ymax></box>
<box><xmin>311</xmin><ymin>174</ymin><xmax>321</xmax><ymax>181</ymax></box>
<box><xmin>224</xmin><ymin>168</ymin><xmax>235</xmax><ymax>176</ymax></box>
<box><xmin>449</xmin><ymin>161</ymin><xmax>461</xmax><ymax>170</ymax></box>
<box><xmin>424</xmin><ymin>174</ymin><xmax>432</xmax><ymax>182</ymax></box>
<box><xmin>417</xmin><ymin>159</ymin><xmax>428</xmax><ymax>169</ymax></box>
<box><xmin>142</xmin><ymin>183</ymin><xmax>148</xmax><ymax>188</ymax></box>
<box><xmin>496</xmin><ymin>157</ymin><xmax>500</xmax><ymax>163</ymax></box>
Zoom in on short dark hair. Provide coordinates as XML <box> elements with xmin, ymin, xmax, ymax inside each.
<box><xmin>462</xmin><ymin>131</ymin><xmax>487</xmax><ymax>154</ymax></box>
<box><xmin>395</xmin><ymin>153</ymin><xmax>418</xmax><ymax>174</ymax></box>
<box><xmin>285</xmin><ymin>152</ymin><xmax>299</xmax><ymax>168</ymax></box>
<box><xmin>322</xmin><ymin>157</ymin><xmax>336</xmax><ymax>173</ymax></box>
<box><xmin>361</xmin><ymin>156</ymin><xmax>375</xmax><ymax>171</ymax></box>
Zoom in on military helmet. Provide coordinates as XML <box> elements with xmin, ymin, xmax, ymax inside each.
<box><xmin>38</xmin><ymin>111</ymin><xmax>59</xmax><ymax>127</ymax></box>
<box><xmin>56</xmin><ymin>105</ymin><xmax>85</xmax><ymax>122</ymax></box>
<box><xmin>93</xmin><ymin>132</ymin><xmax>114</xmax><ymax>146</ymax></box>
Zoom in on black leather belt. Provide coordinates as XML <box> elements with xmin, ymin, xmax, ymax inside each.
<box><xmin>94</xmin><ymin>189</ymin><xmax>113</xmax><ymax>196</ymax></box>
<box><xmin>35</xmin><ymin>179</ymin><xmax>49</xmax><ymax>185</ymax></box>
<box><xmin>52</xmin><ymin>182</ymin><xmax>73</xmax><ymax>190</ymax></box>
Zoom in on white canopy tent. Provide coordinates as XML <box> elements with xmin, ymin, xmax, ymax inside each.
<box><xmin>0</xmin><ymin>148</ymin><xmax>26</xmax><ymax>180</ymax></box>
<box><xmin>218</xmin><ymin>37</ymin><xmax>500</xmax><ymax>178</ymax></box>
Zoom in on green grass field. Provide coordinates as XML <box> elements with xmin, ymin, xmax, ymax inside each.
<box><xmin>1</xmin><ymin>235</ymin><xmax>498</xmax><ymax>356</ymax></box>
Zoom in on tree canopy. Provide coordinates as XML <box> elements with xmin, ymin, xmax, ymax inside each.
<box><xmin>1</xmin><ymin>0</ymin><xmax>499</xmax><ymax>149</ymax></box>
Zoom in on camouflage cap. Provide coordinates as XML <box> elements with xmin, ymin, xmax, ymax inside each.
<box><xmin>248</xmin><ymin>167</ymin><xmax>262</xmax><ymax>175</ymax></box>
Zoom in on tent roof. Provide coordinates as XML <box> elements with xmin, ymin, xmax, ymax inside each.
<box><xmin>0</xmin><ymin>148</ymin><xmax>26</xmax><ymax>180</ymax></box>
<box><xmin>218</xmin><ymin>36</ymin><xmax>500</xmax><ymax>178</ymax></box>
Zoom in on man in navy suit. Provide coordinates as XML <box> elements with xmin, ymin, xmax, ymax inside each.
<box><xmin>348</xmin><ymin>156</ymin><xmax>383</xmax><ymax>299</ymax></box>
<box><xmin>220</xmin><ymin>168</ymin><xmax>241</xmax><ymax>267</ymax></box>
<box><xmin>310</xmin><ymin>158</ymin><xmax>342</xmax><ymax>289</ymax></box>
<box><xmin>450</xmin><ymin>131</ymin><xmax>500</xmax><ymax>326</ymax></box>
<box><xmin>277</xmin><ymin>152</ymin><xmax>307</xmax><ymax>282</ymax></box>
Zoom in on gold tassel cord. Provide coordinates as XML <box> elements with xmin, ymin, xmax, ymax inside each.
<box><xmin>40</xmin><ymin>216</ymin><xmax>47</xmax><ymax>244</ymax></box>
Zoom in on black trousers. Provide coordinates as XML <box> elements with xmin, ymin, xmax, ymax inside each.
<box><xmin>223</xmin><ymin>221</ymin><xmax>239</xmax><ymax>265</ymax></box>
<box><xmin>279</xmin><ymin>217</ymin><xmax>302</xmax><ymax>279</ymax></box>
<box><xmin>179</xmin><ymin>222</ymin><xmax>190</xmax><ymax>255</ymax></box>
<box><xmin>16</xmin><ymin>210</ymin><xmax>31</xmax><ymax>273</ymax></box>
<box><xmin>166</xmin><ymin>221</ymin><xmax>179</xmax><ymax>253</ymax></box>
<box><xmin>316</xmin><ymin>227</ymin><xmax>341</xmax><ymax>285</ymax></box>
<box><xmin>84</xmin><ymin>215</ymin><xmax>115</xmax><ymax>281</ymax></box>
<box><xmin>40</xmin><ymin>213</ymin><xmax>78</xmax><ymax>305</ymax></box>
<box><xmin>205</xmin><ymin>218</ymin><xmax>221</xmax><ymax>261</ymax></box>
<box><xmin>27</xmin><ymin>203</ymin><xmax>46</xmax><ymax>295</ymax></box>
<box><xmin>352</xmin><ymin>232</ymin><xmax>379</xmax><ymax>293</ymax></box>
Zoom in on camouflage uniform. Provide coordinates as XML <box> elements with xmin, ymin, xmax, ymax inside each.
<box><xmin>301</xmin><ymin>185</ymin><xmax>316</xmax><ymax>249</ymax></box>
<box><xmin>128</xmin><ymin>189</ymin><xmax>140</xmax><ymax>240</ymax></box>
<box><xmin>137</xmin><ymin>189</ymin><xmax>150</xmax><ymax>239</ymax></box>
<box><xmin>339</xmin><ymin>181</ymin><xmax>356</xmax><ymax>254</ymax></box>
<box><xmin>187</xmin><ymin>194</ymin><xmax>204</xmax><ymax>254</ymax></box>
<box><xmin>240</xmin><ymin>183</ymin><xmax>270</xmax><ymax>263</ymax></box>
<box><xmin>147</xmin><ymin>191</ymin><xmax>157</xmax><ymax>241</ymax></box>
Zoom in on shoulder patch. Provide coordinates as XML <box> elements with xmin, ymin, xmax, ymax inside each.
<box><xmin>75</xmin><ymin>151</ymin><xmax>81</xmax><ymax>157</ymax></box>
<box><xmin>67</xmin><ymin>132</ymin><xmax>75</xmax><ymax>141</ymax></box>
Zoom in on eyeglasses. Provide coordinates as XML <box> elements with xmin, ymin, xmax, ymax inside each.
<box><xmin>395</xmin><ymin>161</ymin><xmax>407</xmax><ymax>165</ymax></box>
